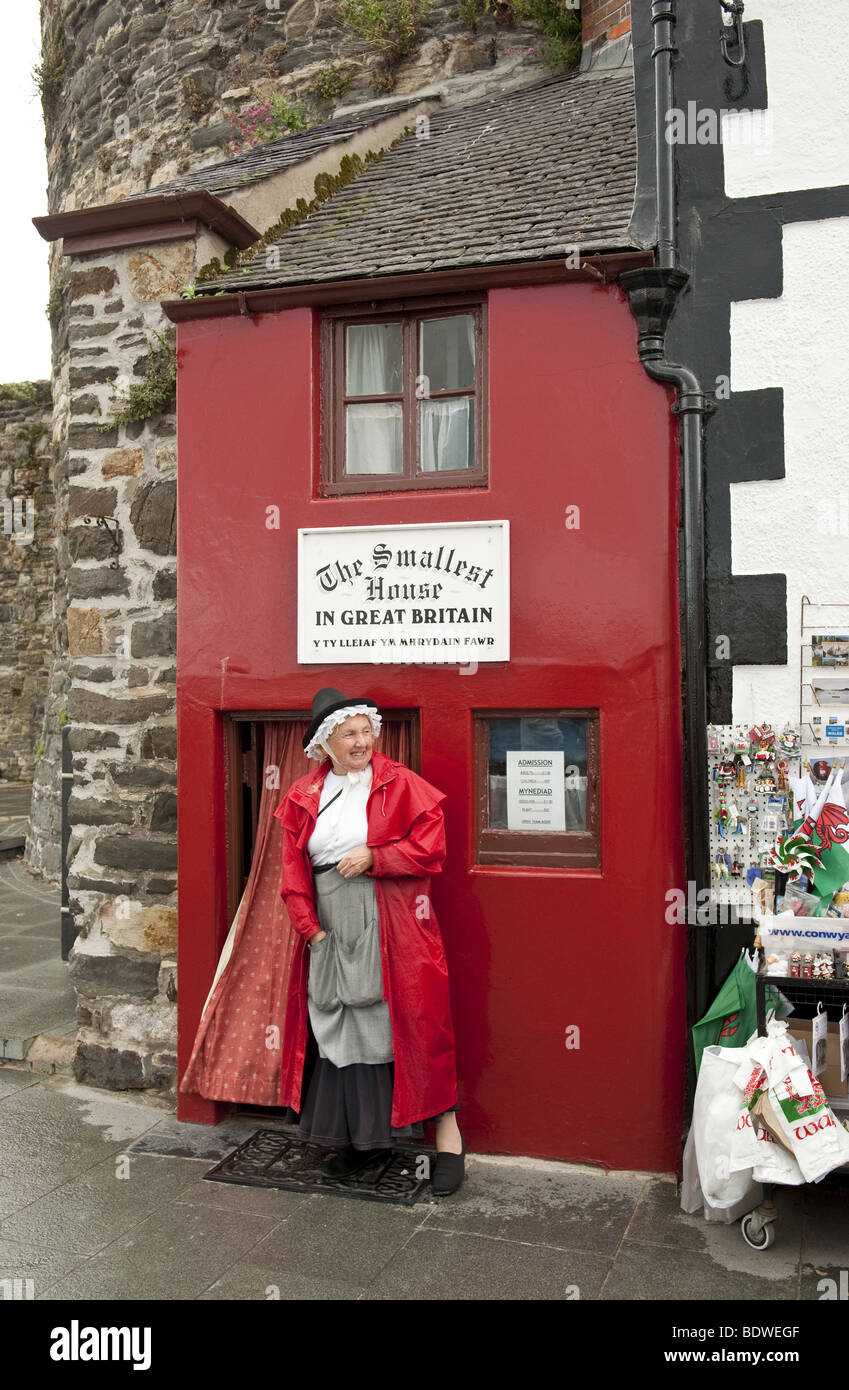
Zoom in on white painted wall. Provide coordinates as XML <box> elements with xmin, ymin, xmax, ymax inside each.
<box><xmin>721</xmin><ymin>3</ymin><xmax>849</xmax><ymax>738</ymax></box>
<box><xmin>729</xmin><ymin>217</ymin><xmax>849</xmax><ymax>729</ymax></box>
<box><xmin>722</xmin><ymin>0</ymin><xmax>849</xmax><ymax>196</ymax></box>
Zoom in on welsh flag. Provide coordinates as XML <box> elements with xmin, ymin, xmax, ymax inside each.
<box><xmin>793</xmin><ymin>769</ymin><xmax>849</xmax><ymax>903</ymax></box>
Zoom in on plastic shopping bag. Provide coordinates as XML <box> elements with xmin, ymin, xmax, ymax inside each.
<box><xmin>736</xmin><ymin>1018</ymin><xmax>849</xmax><ymax>1183</ymax></box>
<box><xmin>690</xmin><ymin>1044</ymin><xmax>763</xmax><ymax>1211</ymax></box>
<box><xmin>681</xmin><ymin>1120</ymin><xmax>762</xmax><ymax>1223</ymax></box>
<box><xmin>764</xmin><ymin>1068</ymin><xmax>849</xmax><ymax>1182</ymax></box>
<box><xmin>729</xmin><ymin>1055</ymin><xmax>804</xmax><ymax>1184</ymax></box>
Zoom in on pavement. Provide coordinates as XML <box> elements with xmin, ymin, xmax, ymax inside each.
<box><xmin>1</xmin><ymin>1063</ymin><xmax>848</xmax><ymax>1301</ymax></box>
<box><xmin>0</xmin><ymin>781</ymin><xmax>30</xmax><ymax>855</ymax></box>
<box><xmin>0</xmin><ymin>854</ymin><xmax>75</xmax><ymax>1061</ymax></box>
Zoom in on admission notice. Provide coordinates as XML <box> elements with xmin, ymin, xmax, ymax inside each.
<box><xmin>506</xmin><ymin>751</ymin><xmax>567</xmax><ymax>832</ymax></box>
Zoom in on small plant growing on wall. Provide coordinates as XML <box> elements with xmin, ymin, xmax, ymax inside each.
<box><xmin>309</xmin><ymin>64</ymin><xmax>355</xmax><ymax>101</ymax></box>
<box><xmin>338</xmin><ymin>0</ymin><xmax>430</xmax><ymax>65</ymax></box>
<box><xmin>456</xmin><ymin>0</ymin><xmax>581</xmax><ymax>68</ymax></box>
<box><xmin>46</xmin><ymin>271</ymin><xmax>69</xmax><ymax>327</ymax></box>
<box><xmin>102</xmin><ymin>331</ymin><xmax>177</xmax><ymax>430</ymax></box>
<box><xmin>0</xmin><ymin>382</ymin><xmax>39</xmax><ymax>405</ymax></box>
<box><xmin>33</xmin><ymin>29</ymin><xmax>67</xmax><ymax>119</ymax></box>
<box><xmin>230</xmin><ymin>92</ymin><xmax>309</xmax><ymax>153</ymax></box>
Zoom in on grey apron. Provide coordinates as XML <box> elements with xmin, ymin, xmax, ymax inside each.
<box><xmin>308</xmin><ymin>867</ymin><xmax>394</xmax><ymax>1068</ymax></box>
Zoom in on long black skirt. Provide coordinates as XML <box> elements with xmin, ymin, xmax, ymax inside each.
<box><xmin>286</xmin><ymin>1057</ymin><xmax>459</xmax><ymax>1152</ymax></box>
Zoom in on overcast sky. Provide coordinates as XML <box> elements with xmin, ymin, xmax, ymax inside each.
<box><xmin>2</xmin><ymin>3</ymin><xmax>52</xmax><ymax>383</ymax></box>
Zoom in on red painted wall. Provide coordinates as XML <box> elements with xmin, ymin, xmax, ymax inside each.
<box><xmin>176</xmin><ymin>281</ymin><xmax>686</xmax><ymax>1173</ymax></box>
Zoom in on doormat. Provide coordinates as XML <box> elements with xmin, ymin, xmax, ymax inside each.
<box><xmin>204</xmin><ymin>1128</ymin><xmax>437</xmax><ymax>1206</ymax></box>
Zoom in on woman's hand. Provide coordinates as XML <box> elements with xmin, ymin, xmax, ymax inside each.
<box><xmin>337</xmin><ymin>846</ymin><xmax>374</xmax><ymax>878</ymax></box>
<box><xmin>308</xmin><ymin>930</ymin><xmax>327</xmax><ymax>949</ymax></box>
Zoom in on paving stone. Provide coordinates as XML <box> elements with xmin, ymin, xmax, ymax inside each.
<box><xmin>247</xmin><ymin>1192</ymin><xmax>430</xmax><ymax>1288</ymax></box>
<box><xmin>0</xmin><ymin>1067</ymin><xmax>41</xmax><ymax>1100</ymax></box>
<box><xmin>36</xmin><ymin>1201</ymin><xmax>279</xmax><ymax>1300</ymax></box>
<box><xmin>421</xmin><ymin>1155</ymin><xmax>648</xmax><ymax>1255</ymax></box>
<box><xmin>0</xmin><ymin>988</ymin><xmax>76</xmax><ymax>1042</ymax></box>
<box><xmin>127</xmin><ymin>1114</ymin><xmax>285</xmax><ymax>1161</ymax></box>
<box><xmin>367</xmin><ymin>1226</ymin><xmax>605</xmax><ymax>1300</ymax></box>
<box><xmin>197</xmin><ymin>1262</ymin><xmax>369</xmax><ymax>1301</ymax></box>
<box><xmin>0</xmin><ymin>1153</ymin><xmax>210</xmax><ymax>1255</ymax></box>
<box><xmin>628</xmin><ymin>1176</ymin><xmax>738</xmax><ymax>1252</ymax></box>
<box><xmin>600</xmin><ymin>1239</ymin><xmax>798</xmax><ymax>1301</ymax></box>
<box><xmin>174</xmin><ymin>1172</ymin><xmax>311</xmax><ymax>1219</ymax></box>
<box><xmin>799</xmin><ymin>1177</ymin><xmax>849</xmax><ymax>1266</ymax></box>
<box><xmin>0</xmin><ymin>937</ymin><xmax>61</xmax><ymax>971</ymax></box>
<box><xmin>0</xmin><ymin>1238</ymin><xmax>92</xmax><ymax>1299</ymax></box>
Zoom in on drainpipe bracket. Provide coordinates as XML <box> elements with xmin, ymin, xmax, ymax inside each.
<box><xmin>672</xmin><ymin>391</ymin><xmax>716</xmax><ymax>417</ymax></box>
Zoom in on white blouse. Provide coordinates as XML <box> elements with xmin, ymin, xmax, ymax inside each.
<box><xmin>306</xmin><ymin>764</ymin><xmax>372</xmax><ymax>867</ymax></box>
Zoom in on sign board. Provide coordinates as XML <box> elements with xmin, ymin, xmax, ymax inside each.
<box><xmin>506</xmin><ymin>750</ymin><xmax>566</xmax><ymax>831</ymax></box>
<box><xmin>298</xmin><ymin>521</ymin><xmax>509</xmax><ymax>664</ymax></box>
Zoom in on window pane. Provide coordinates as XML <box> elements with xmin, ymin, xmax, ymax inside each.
<box><xmin>345</xmin><ymin>402</ymin><xmax>403</xmax><ymax>474</ymax></box>
<box><xmin>420</xmin><ymin>315</ymin><xmax>475</xmax><ymax>393</ymax></box>
<box><xmin>346</xmin><ymin>323</ymin><xmax>403</xmax><ymax>395</ymax></box>
<box><xmin>420</xmin><ymin>397</ymin><xmax>474</xmax><ymax>472</ymax></box>
<box><xmin>487</xmin><ymin>717</ymin><xmax>588</xmax><ymax>831</ymax></box>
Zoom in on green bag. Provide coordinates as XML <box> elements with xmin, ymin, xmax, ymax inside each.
<box><xmin>691</xmin><ymin>952</ymin><xmax>783</xmax><ymax>1075</ymax></box>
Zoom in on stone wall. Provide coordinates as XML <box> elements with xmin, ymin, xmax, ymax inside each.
<box><xmin>40</xmin><ymin>0</ymin><xmax>549</xmax><ymax>217</ymax></box>
<box><xmin>40</xmin><ymin>242</ymin><xmax>186</xmax><ymax>1090</ymax></box>
<box><xmin>0</xmin><ymin>384</ymin><xmax>55</xmax><ymax>785</ymax></box>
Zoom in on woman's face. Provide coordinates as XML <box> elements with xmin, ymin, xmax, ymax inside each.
<box><xmin>324</xmin><ymin>715</ymin><xmax>374</xmax><ymax>773</ymax></box>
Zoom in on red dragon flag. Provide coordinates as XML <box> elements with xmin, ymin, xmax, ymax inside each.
<box><xmin>810</xmin><ymin>771</ymin><xmax>849</xmax><ymax>900</ymax></box>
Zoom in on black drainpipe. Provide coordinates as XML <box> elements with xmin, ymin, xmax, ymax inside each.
<box><xmin>619</xmin><ymin>0</ymin><xmax>714</xmax><ymax>1100</ymax></box>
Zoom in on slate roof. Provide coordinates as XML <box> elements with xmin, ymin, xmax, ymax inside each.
<box><xmin>197</xmin><ymin>69</ymin><xmax>637</xmax><ymax>294</ymax></box>
<box><xmin>140</xmin><ymin>98</ymin><xmax>427</xmax><ymax>200</ymax></box>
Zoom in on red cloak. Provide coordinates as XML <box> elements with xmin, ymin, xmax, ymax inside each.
<box><xmin>272</xmin><ymin>750</ymin><xmax>459</xmax><ymax>1127</ymax></box>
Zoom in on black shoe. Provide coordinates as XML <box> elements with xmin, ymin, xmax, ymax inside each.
<box><xmin>322</xmin><ymin>1146</ymin><xmax>389</xmax><ymax>1178</ymax></box>
<box><xmin>431</xmin><ymin>1136</ymin><xmax>466</xmax><ymax>1195</ymax></box>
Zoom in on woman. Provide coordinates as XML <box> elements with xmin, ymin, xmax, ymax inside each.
<box><xmin>273</xmin><ymin>687</ymin><xmax>465</xmax><ymax>1195</ymax></box>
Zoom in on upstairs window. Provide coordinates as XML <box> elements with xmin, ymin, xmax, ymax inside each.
<box><xmin>320</xmin><ymin>301</ymin><xmax>487</xmax><ymax>494</ymax></box>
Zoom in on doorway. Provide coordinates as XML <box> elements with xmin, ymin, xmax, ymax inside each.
<box><xmin>220</xmin><ymin>709</ymin><xmax>420</xmax><ymax>1120</ymax></box>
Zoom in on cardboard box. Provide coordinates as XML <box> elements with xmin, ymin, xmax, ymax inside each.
<box><xmin>788</xmin><ymin>1020</ymin><xmax>848</xmax><ymax>1101</ymax></box>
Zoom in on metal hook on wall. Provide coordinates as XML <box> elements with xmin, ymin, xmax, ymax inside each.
<box><xmin>719</xmin><ymin>0</ymin><xmax>746</xmax><ymax>67</ymax></box>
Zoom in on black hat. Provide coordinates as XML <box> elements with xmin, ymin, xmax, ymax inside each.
<box><xmin>303</xmin><ymin>688</ymin><xmax>380</xmax><ymax>754</ymax></box>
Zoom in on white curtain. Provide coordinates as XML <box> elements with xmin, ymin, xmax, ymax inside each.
<box><xmin>347</xmin><ymin>323</ymin><xmax>399</xmax><ymax>396</ymax></box>
<box><xmin>345</xmin><ymin>324</ymin><xmax>403</xmax><ymax>474</ymax></box>
<box><xmin>420</xmin><ymin>316</ymin><xmax>475</xmax><ymax>472</ymax></box>
<box><xmin>420</xmin><ymin>397</ymin><xmax>472</xmax><ymax>472</ymax></box>
<box><xmin>346</xmin><ymin>403</ymin><xmax>403</xmax><ymax>474</ymax></box>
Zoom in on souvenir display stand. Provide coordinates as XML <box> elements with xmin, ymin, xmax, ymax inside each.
<box><xmin>703</xmin><ymin>722</ymin><xmax>849</xmax><ymax>1250</ymax></box>
<box><xmin>707</xmin><ymin>722</ymin><xmax>807</xmax><ymax>922</ymax></box>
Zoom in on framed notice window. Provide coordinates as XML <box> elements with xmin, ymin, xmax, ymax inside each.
<box><xmin>320</xmin><ymin>299</ymin><xmax>487</xmax><ymax>495</ymax></box>
<box><xmin>474</xmin><ymin>711</ymin><xmax>600</xmax><ymax>868</ymax></box>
